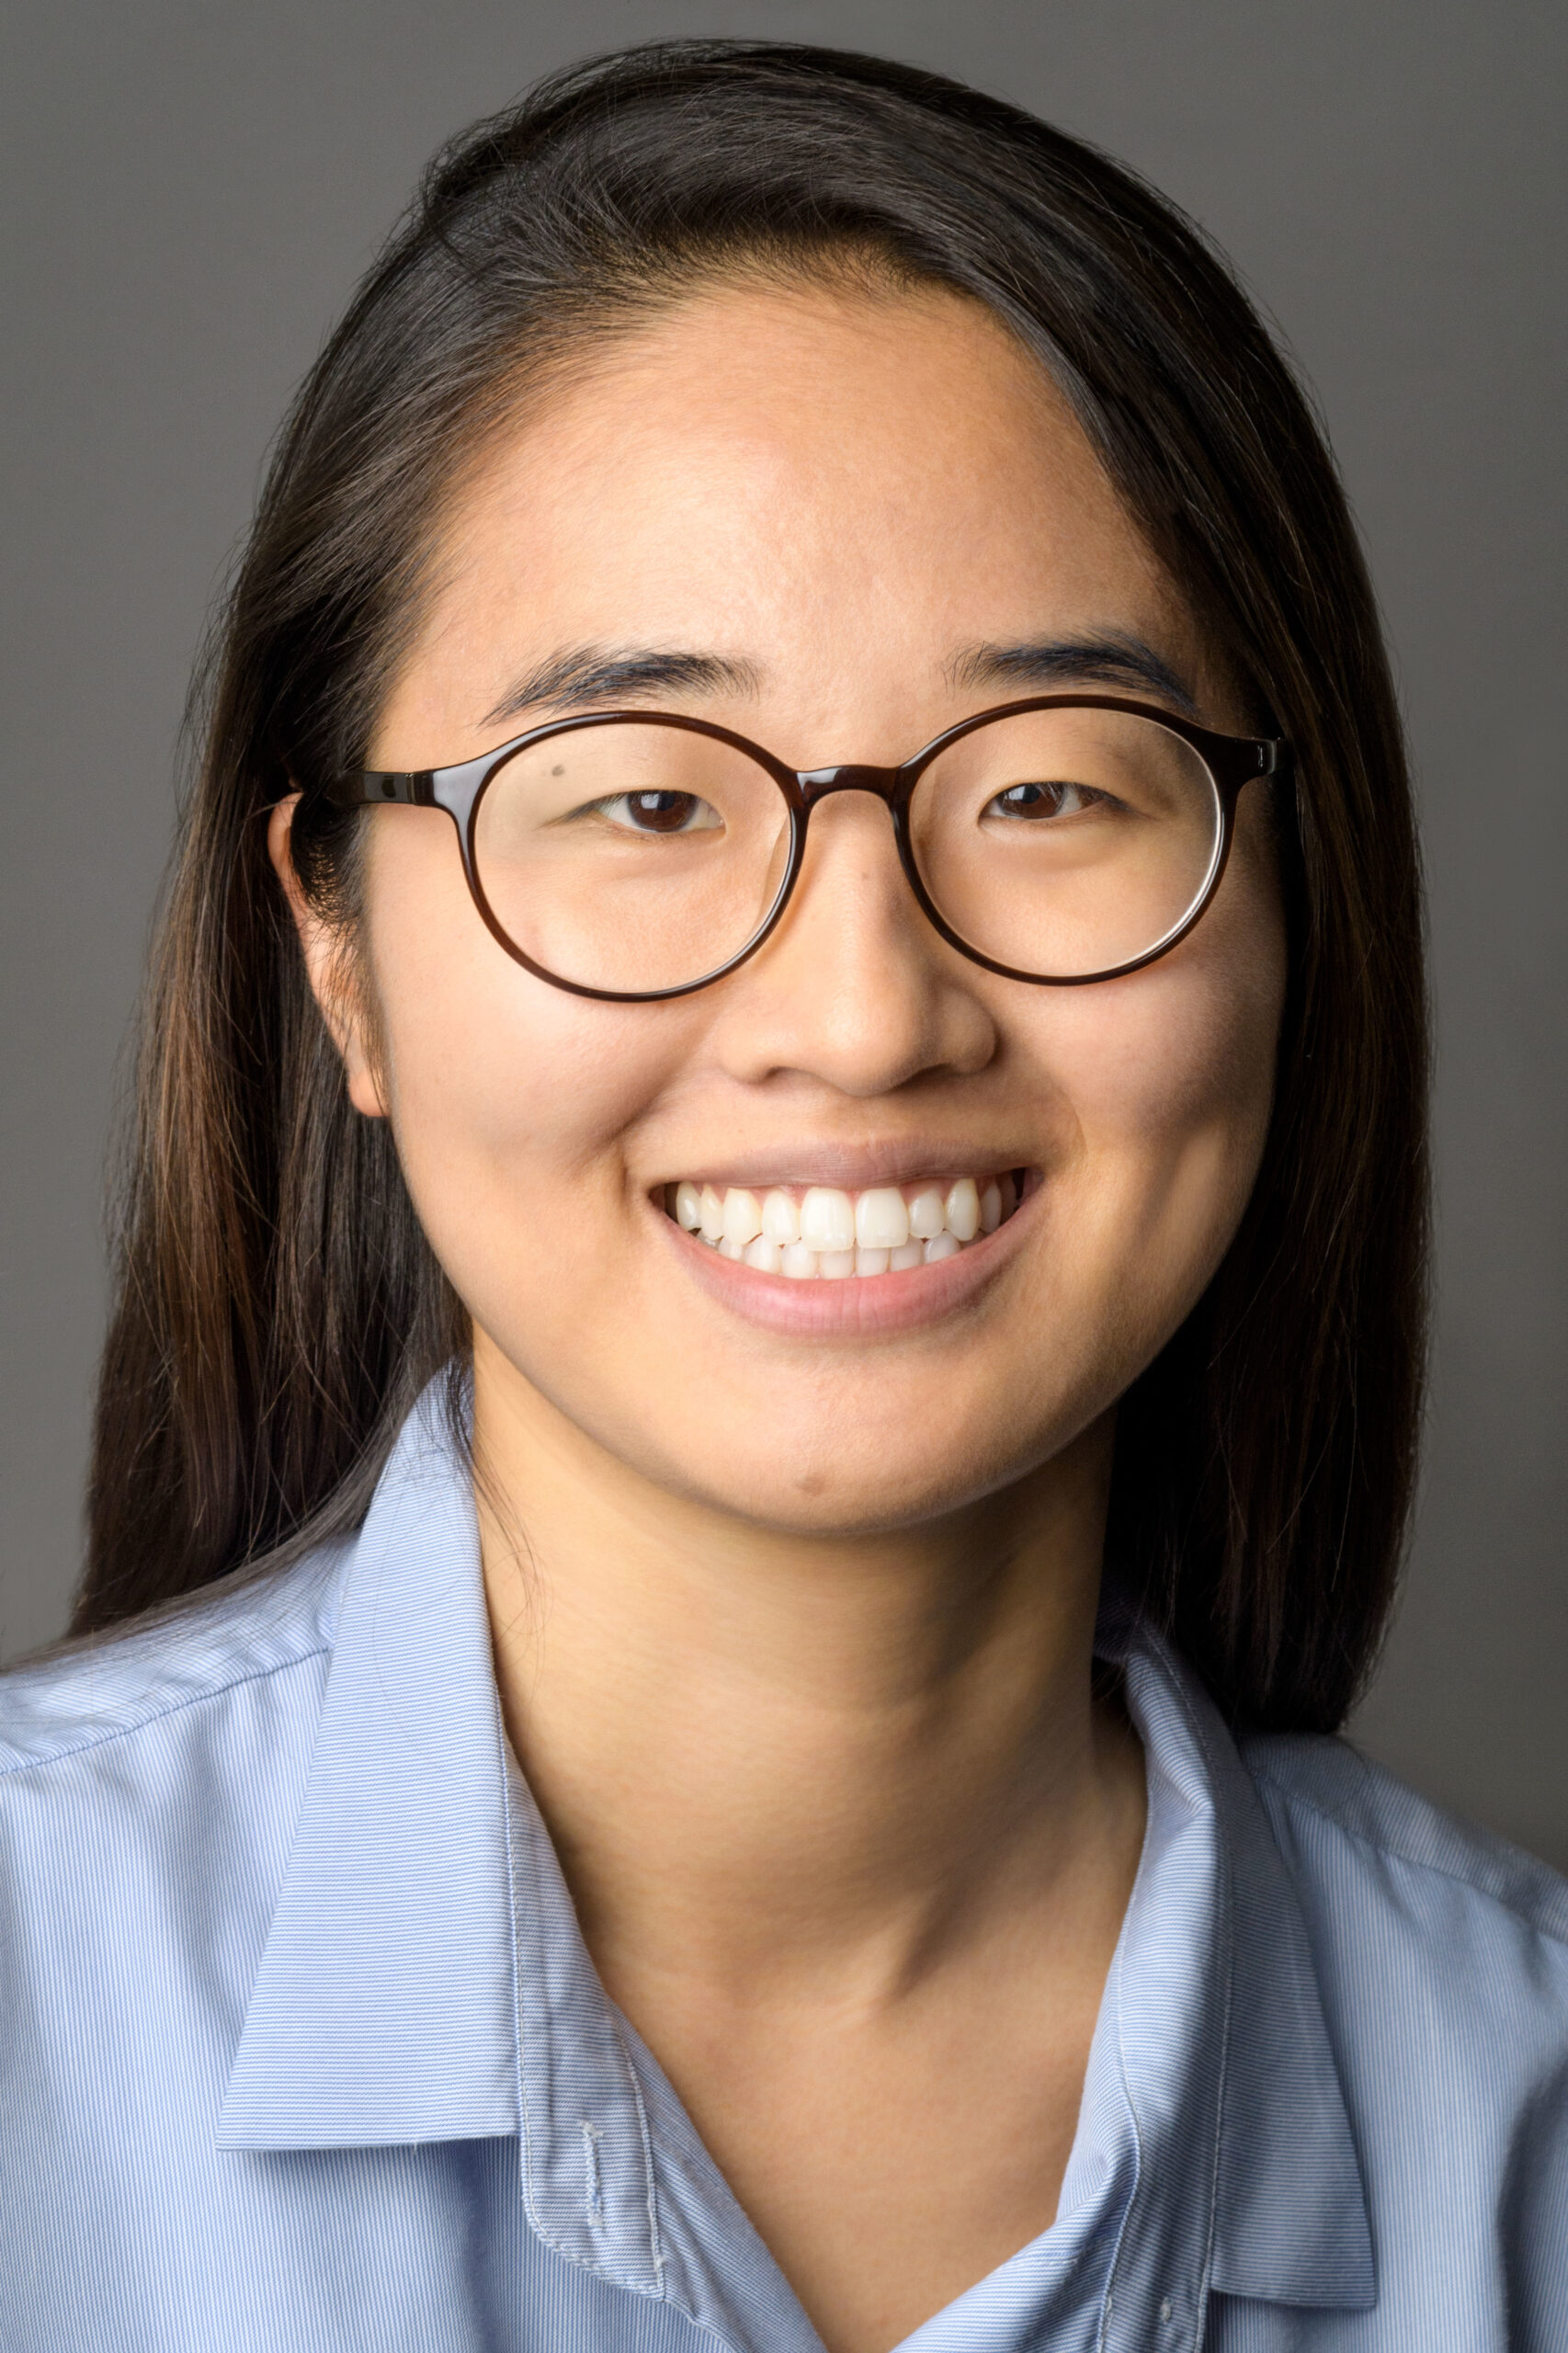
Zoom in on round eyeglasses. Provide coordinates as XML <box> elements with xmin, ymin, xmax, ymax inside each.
<box><xmin>326</xmin><ymin>695</ymin><xmax>1285</xmax><ymax>1001</ymax></box>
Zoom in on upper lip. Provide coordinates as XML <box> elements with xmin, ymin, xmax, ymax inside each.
<box><xmin>649</xmin><ymin>1141</ymin><xmax>1036</xmax><ymax>1192</ymax></box>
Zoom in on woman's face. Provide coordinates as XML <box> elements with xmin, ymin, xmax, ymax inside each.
<box><xmin>323</xmin><ymin>279</ymin><xmax>1286</xmax><ymax>1533</ymax></box>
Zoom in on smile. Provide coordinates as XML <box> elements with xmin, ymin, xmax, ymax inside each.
<box><xmin>666</xmin><ymin>1174</ymin><xmax>1024</xmax><ymax>1279</ymax></box>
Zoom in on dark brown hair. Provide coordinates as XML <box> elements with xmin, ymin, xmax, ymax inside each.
<box><xmin>71</xmin><ymin>39</ymin><xmax>1427</xmax><ymax>1730</ymax></box>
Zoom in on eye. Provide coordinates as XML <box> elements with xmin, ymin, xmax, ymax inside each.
<box><xmin>591</xmin><ymin>790</ymin><xmax>722</xmax><ymax>835</ymax></box>
<box><xmin>982</xmin><ymin>779</ymin><xmax>1102</xmax><ymax>822</ymax></box>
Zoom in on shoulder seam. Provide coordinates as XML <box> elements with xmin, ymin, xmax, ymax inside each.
<box><xmin>0</xmin><ymin>1642</ymin><xmax>333</xmax><ymax>1782</ymax></box>
<box><xmin>1250</xmin><ymin>1761</ymin><xmax>1568</xmax><ymax>1953</ymax></box>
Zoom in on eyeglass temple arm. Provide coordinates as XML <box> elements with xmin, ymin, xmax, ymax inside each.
<box><xmin>325</xmin><ymin>743</ymin><xmax>503</xmax><ymax>833</ymax></box>
<box><xmin>352</xmin><ymin>769</ymin><xmax>431</xmax><ymax>805</ymax></box>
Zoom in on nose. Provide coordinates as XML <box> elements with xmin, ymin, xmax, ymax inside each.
<box><xmin>707</xmin><ymin>786</ymin><xmax>996</xmax><ymax>1097</ymax></box>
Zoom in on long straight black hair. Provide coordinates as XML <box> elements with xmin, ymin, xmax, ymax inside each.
<box><xmin>73</xmin><ymin>40</ymin><xmax>1427</xmax><ymax>1731</ymax></box>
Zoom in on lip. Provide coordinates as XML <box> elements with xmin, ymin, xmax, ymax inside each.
<box><xmin>658</xmin><ymin>1170</ymin><xmax>1040</xmax><ymax>1339</ymax></box>
<box><xmin>651</xmin><ymin>1140</ymin><xmax>1033</xmax><ymax>1195</ymax></box>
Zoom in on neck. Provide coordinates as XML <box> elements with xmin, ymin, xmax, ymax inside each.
<box><xmin>472</xmin><ymin>1328</ymin><xmax>1138</xmax><ymax>2005</ymax></box>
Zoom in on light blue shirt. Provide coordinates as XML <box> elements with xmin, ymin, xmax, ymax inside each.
<box><xmin>4</xmin><ymin>1384</ymin><xmax>1567</xmax><ymax>2352</ymax></box>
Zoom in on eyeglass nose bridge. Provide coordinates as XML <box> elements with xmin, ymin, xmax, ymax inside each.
<box><xmin>795</xmin><ymin>763</ymin><xmax>905</xmax><ymax>810</ymax></box>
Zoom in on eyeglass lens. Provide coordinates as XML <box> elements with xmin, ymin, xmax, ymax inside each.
<box><xmin>470</xmin><ymin>710</ymin><xmax>1223</xmax><ymax>995</ymax></box>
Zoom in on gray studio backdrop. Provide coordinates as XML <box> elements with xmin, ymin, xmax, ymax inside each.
<box><xmin>3</xmin><ymin>2</ymin><xmax>1564</xmax><ymax>1862</ymax></box>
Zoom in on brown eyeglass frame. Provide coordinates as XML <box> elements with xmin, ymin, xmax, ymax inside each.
<box><xmin>326</xmin><ymin>693</ymin><xmax>1286</xmax><ymax>1002</ymax></box>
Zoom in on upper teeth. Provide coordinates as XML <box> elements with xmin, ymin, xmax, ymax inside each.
<box><xmin>670</xmin><ymin>1175</ymin><xmax>1016</xmax><ymax>1277</ymax></box>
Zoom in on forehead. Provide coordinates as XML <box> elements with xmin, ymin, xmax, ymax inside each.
<box><xmin>403</xmin><ymin>278</ymin><xmax>1203</xmax><ymax>733</ymax></box>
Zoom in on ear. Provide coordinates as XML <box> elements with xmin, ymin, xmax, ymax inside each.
<box><xmin>267</xmin><ymin>795</ymin><xmax>390</xmax><ymax>1120</ymax></box>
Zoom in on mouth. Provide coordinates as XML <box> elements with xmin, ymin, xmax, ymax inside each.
<box><xmin>664</xmin><ymin>1170</ymin><xmax>1031</xmax><ymax>1279</ymax></box>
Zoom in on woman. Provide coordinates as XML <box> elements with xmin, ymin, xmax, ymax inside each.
<box><xmin>3</xmin><ymin>38</ymin><xmax>1564</xmax><ymax>2353</ymax></box>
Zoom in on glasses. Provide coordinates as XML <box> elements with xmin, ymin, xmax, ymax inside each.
<box><xmin>327</xmin><ymin>696</ymin><xmax>1285</xmax><ymax>1001</ymax></box>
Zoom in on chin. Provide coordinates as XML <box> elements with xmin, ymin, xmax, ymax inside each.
<box><xmin>653</xmin><ymin>1412</ymin><xmax>1070</xmax><ymax>1540</ymax></box>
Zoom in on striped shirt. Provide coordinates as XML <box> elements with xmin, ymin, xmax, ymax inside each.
<box><xmin>4</xmin><ymin>1383</ymin><xmax>1567</xmax><ymax>2351</ymax></box>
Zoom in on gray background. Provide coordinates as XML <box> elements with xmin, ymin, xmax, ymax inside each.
<box><xmin>3</xmin><ymin>2</ymin><xmax>1563</xmax><ymax>1863</ymax></box>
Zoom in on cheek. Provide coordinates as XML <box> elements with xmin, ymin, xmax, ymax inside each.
<box><xmin>358</xmin><ymin>813</ymin><xmax>685</xmax><ymax>1235</ymax></box>
<box><xmin>1024</xmin><ymin>880</ymin><xmax>1286</xmax><ymax>1328</ymax></box>
<box><xmin>1074</xmin><ymin>949</ymin><xmax>1278</xmax><ymax>1163</ymax></box>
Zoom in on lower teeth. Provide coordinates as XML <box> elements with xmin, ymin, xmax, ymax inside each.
<box><xmin>713</xmin><ymin>1234</ymin><xmax>971</xmax><ymax>1276</ymax></box>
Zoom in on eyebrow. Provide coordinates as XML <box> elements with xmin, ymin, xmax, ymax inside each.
<box><xmin>948</xmin><ymin>634</ymin><xmax>1199</xmax><ymax>715</ymax></box>
<box><xmin>480</xmin><ymin>629</ymin><xmax>1199</xmax><ymax>735</ymax></box>
<box><xmin>482</xmin><ymin>646</ymin><xmax>759</xmax><ymax>728</ymax></box>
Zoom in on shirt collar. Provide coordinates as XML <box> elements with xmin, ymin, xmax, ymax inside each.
<box><xmin>217</xmin><ymin>1382</ymin><xmax>1373</xmax><ymax>2330</ymax></box>
<box><xmin>217</xmin><ymin>1381</ymin><xmax>520</xmax><ymax>2149</ymax></box>
<box><xmin>1091</xmin><ymin>1599</ymin><xmax>1375</xmax><ymax>2318</ymax></box>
